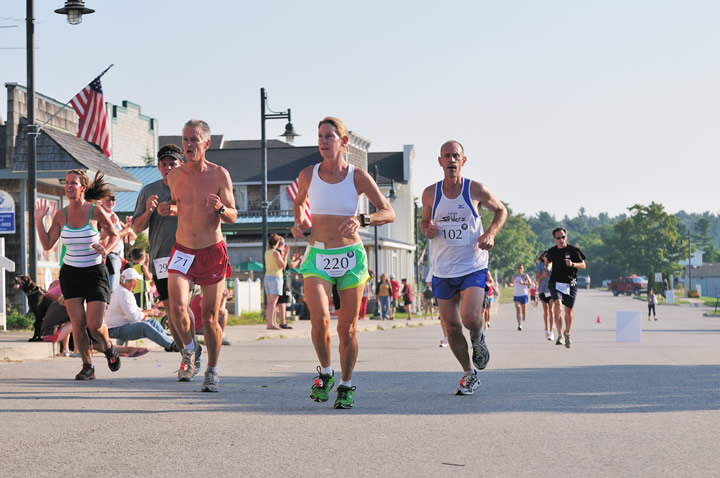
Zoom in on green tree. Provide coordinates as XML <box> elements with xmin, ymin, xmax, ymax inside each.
<box><xmin>527</xmin><ymin>210</ymin><xmax>558</xmax><ymax>250</ymax></box>
<box><xmin>485</xmin><ymin>205</ymin><xmax>538</xmax><ymax>281</ymax></box>
<box><xmin>574</xmin><ymin>224</ymin><xmax>622</xmax><ymax>283</ymax></box>
<box><xmin>606</xmin><ymin>203</ymin><xmax>686</xmax><ymax>281</ymax></box>
<box><xmin>694</xmin><ymin>217</ymin><xmax>719</xmax><ymax>262</ymax></box>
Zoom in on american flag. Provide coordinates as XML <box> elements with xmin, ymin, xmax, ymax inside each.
<box><xmin>286</xmin><ymin>178</ymin><xmax>312</xmax><ymax>227</ymax></box>
<box><xmin>70</xmin><ymin>76</ymin><xmax>111</xmax><ymax>157</ymax></box>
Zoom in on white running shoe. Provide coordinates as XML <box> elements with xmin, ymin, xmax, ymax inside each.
<box><xmin>439</xmin><ymin>339</ymin><xmax>449</xmax><ymax>348</ymax></box>
<box><xmin>549</xmin><ymin>331</ymin><xmax>555</xmax><ymax>342</ymax></box>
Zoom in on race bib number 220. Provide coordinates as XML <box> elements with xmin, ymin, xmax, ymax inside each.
<box><xmin>316</xmin><ymin>251</ymin><xmax>356</xmax><ymax>277</ymax></box>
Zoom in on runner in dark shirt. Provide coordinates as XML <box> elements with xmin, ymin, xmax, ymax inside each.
<box><xmin>545</xmin><ymin>227</ymin><xmax>586</xmax><ymax>349</ymax></box>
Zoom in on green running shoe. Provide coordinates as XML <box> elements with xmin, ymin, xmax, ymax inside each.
<box><xmin>334</xmin><ymin>385</ymin><xmax>356</xmax><ymax>409</ymax></box>
<box><xmin>310</xmin><ymin>366</ymin><xmax>335</xmax><ymax>402</ymax></box>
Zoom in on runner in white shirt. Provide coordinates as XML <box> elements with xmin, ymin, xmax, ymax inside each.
<box><xmin>421</xmin><ymin>140</ymin><xmax>507</xmax><ymax>396</ymax></box>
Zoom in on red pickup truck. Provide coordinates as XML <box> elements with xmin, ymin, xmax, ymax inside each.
<box><xmin>608</xmin><ymin>275</ymin><xmax>648</xmax><ymax>296</ymax></box>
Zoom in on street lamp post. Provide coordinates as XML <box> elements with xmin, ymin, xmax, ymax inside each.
<box><xmin>259</xmin><ymin>88</ymin><xmax>298</xmax><ymax>274</ymax></box>
<box><xmin>26</xmin><ymin>0</ymin><xmax>36</xmax><ymax>282</ymax></box>
<box><xmin>25</xmin><ymin>1</ymin><xmax>94</xmax><ymax>282</ymax></box>
<box><xmin>371</xmin><ymin>165</ymin><xmax>396</xmax><ymax>316</ymax></box>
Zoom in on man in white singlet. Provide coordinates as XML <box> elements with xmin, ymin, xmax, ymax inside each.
<box><xmin>420</xmin><ymin>140</ymin><xmax>507</xmax><ymax>395</ymax></box>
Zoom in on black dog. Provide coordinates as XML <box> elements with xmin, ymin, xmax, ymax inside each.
<box><xmin>14</xmin><ymin>275</ymin><xmax>58</xmax><ymax>342</ymax></box>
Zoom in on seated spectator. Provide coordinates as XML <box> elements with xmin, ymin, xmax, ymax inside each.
<box><xmin>190</xmin><ymin>287</ymin><xmax>233</xmax><ymax>346</ymax></box>
<box><xmin>105</xmin><ymin>268</ymin><xmax>175</xmax><ymax>351</ymax></box>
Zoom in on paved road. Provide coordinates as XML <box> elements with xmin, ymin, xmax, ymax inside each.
<box><xmin>1</xmin><ymin>290</ymin><xmax>718</xmax><ymax>477</ymax></box>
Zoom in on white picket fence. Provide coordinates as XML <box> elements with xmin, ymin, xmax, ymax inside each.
<box><xmin>230</xmin><ymin>278</ymin><xmax>262</xmax><ymax>315</ymax></box>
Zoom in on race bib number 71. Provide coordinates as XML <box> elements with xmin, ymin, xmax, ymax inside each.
<box><xmin>168</xmin><ymin>250</ymin><xmax>195</xmax><ymax>275</ymax></box>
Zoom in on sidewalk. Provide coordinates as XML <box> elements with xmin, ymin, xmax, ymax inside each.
<box><xmin>1</xmin><ymin>316</ymin><xmax>441</xmax><ymax>361</ymax></box>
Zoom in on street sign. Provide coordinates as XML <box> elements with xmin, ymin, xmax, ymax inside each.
<box><xmin>0</xmin><ymin>190</ymin><xmax>16</xmax><ymax>234</ymax></box>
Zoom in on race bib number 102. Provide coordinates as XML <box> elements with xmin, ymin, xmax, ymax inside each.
<box><xmin>438</xmin><ymin>224</ymin><xmax>470</xmax><ymax>245</ymax></box>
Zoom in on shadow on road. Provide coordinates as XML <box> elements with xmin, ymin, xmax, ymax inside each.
<box><xmin>2</xmin><ymin>363</ymin><xmax>719</xmax><ymax>416</ymax></box>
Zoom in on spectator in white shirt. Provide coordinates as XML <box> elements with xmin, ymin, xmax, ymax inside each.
<box><xmin>106</xmin><ymin>268</ymin><xmax>174</xmax><ymax>350</ymax></box>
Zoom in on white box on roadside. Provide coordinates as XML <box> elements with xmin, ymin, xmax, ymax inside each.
<box><xmin>616</xmin><ymin>311</ymin><xmax>642</xmax><ymax>343</ymax></box>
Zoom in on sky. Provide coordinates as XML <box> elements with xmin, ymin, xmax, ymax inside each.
<box><xmin>1</xmin><ymin>1</ymin><xmax>718</xmax><ymax>219</ymax></box>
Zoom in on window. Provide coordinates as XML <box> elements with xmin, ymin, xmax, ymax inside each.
<box><xmin>279</xmin><ymin>185</ymin><xmax>293</xmax><ymax>212</ymax></box>
<box><xmin>234</xmin><ymin>186</ymin><xmax>247</xmax><ymax>212</ymax></box>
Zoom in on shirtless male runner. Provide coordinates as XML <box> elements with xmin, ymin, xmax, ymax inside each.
<box><xmin>160</xmin><ymin>119</ymin><xmax>237</xmax><ymax>392</ymax></box>
<box><xmin>421</xmin><ymin>140</ymin><xmax>507</xmax><ymax>395</ymax></box>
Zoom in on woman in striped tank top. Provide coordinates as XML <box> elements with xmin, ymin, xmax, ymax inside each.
<box><xmin>35</xmin><ymin>170</ymin><xmax>121</xmax><ymax>381</ymax></box>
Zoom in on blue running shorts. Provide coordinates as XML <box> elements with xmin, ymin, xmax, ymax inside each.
<box><xmin>432</xmin><ymin>269</ymin><xmax>488</xmax><ymax>300</ymax></box>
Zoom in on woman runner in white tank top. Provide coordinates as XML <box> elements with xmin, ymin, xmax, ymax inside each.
<box><xmin>35</xmin><ymin>170</ymin><xmax>122</xmax><ymax>381</ymax></box>
<box><xmin>291</xmin><ymin>117</ymin><xmax>395</xmax><ymax>409</ymax></box>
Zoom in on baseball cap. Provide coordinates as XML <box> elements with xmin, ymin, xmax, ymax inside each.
<box><xmin>389</xmin><ymin>274</ymin><xmax>394</xmax><ymax>279</ymax></box>
<box><xmin>121</xmin><ymin>268</ymin><xmax>142</xmax><ymax>282</ymax></box>
<box><xmin>157</xmin><ymin>144</ymin><xmax>184</xmax><ymax>163</ymax></box>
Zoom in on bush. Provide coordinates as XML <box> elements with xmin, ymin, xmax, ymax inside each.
<box><xmin>6</xmin><ymin>308</ymin><xmax>34</xmax><ymax>330</ymax></box>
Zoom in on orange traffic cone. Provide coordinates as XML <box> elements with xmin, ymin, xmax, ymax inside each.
<box><xmin>596</xmin><ymin>315</ymin><xmax>601</xmax><ymax>324</ymax></box>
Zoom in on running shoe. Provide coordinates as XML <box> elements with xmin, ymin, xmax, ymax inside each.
<box><xmin>334</xmin><ymin>385</ymin><xmax>356</xmax><ymax>409</ymax></box>
<box><xmin>178</xmin><ymin>347</ymin><xmax>195</xmax><ymax>381</ymax></box>
<box><xmin>201</xmin><ymin>369</ymin><xmax>220</xmax><ymax>392</ymax></box>
<box><xmin>439</xmin><ymin>339</ymin><xmax>448</xmax><ymax>348</ymax></box>
<box><xmin>555</xmin><ymin>334</ymin><xmax>564</xmax><ymax>346</ymax></box>
<box><xmin>193</xmin><ymin>344</ymin><xmax>203</xmax><ymax>378</ymax></box>
<box><xmin>471</xmin><ymin>334</ymin><xmax>489</xmax><ymax>370</ymax></box>
<box><xmin>310</xmin><ymin>366</ymin><xmax>335</xmax><ymax>402</ymax></box>
<box><xmin>455</xmin><ymin>371</ymin><xmax>480</xmax><ymax>395</ymax></box>
<box><xmin>545</xmin><ymin>330</ymin><xmax>551</xmax><ymax>341</ymax></box>
<box><xmin>104</xmin><ymin>345</ymin><xmax>121</xmax><ymax>372</ymax></box>
<box><xmin>75</xmin><ymin>363</ymin><xmax>95</xmax><ymax>381</ymax></box>
<box><xmin>564</xmin><ymin>332</ymin><xmax>572</xmax><ymax>349</ymax></box>
<box><xmin>517</xmin><ymin>325</ymin><xmax>523</xmax><ymax>331</ymax></box>
<box><xmin>221</xmin><ymin>337</ymin><xmax>232</xmax><ymax>346</ymax></box>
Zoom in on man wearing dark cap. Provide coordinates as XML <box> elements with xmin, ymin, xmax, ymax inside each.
<box><xmin>132</xmin><ymin>145</ymin><xmax>192</xmax><ymax>359</ymax></box>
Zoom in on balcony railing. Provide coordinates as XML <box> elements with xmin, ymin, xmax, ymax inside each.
<box><xmin>236</xmin><ymin>209</ymin><xmax>294</xmax><ymax>218</ymax></box>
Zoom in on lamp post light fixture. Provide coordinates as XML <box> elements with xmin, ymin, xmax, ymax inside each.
<box><xmin>54</xmin><ymin>1</ymin><xmax>94</xmax><ymax>25</ymax></box>
<box><xmin>259</xmin><ymin>88</ymin><xmax>299</xmax><ymax>274</ymax></box>
<box><xmin>371</xmin><ymin>165</ymin><xmax>397</xmax><ymax>306</ymax></box>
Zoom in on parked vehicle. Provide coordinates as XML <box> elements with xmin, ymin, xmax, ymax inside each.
<box><xmin>608</xmin><ymin>275</ymin><xmax>648</xmax><ymax>296</ymax></box>
<box><xmin>576</xmin><ymin>276</ymin><xmax>588</xmax><ymax>288</ymax></box>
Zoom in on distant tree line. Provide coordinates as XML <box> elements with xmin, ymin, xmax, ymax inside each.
<box><xmin>416</xmin><ymin>201</ymin><xmax>720</xmax><ymax>286</ymax></box>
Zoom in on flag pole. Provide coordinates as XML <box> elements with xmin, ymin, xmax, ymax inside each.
<box><xmin>37</xmin><ymin>64</ymin><xmax>114</xmax><ymax>133</ymax></box>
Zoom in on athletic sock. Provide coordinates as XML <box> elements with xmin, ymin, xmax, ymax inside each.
<box><xmin>322</xmin><ymin>365</ymin><xmax>333</xmax><ymax>375</ymax></box>
<box><xmin>340</xmin><ymin>380</ymin><xmax>352</xmax><ymax>388</ymax></box>
<box><xmin>184</xmin><ymin>340</ymin><xmax>195</xmax><ymax>354</ymax></box>
<box><xmin>208</xmin><ymin>366</ymin><xmax>218</xmax><ymax>373</ymax></box>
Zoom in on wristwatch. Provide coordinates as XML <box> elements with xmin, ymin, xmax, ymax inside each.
<box><xmin>359</xmin><ymin>213</ymin><xmax>371</xmax><ymax>227</ymax></box>
<box><xmin>216</xmin><ymin>204</ymin><xmax>226</xmax><ymax>215</ymax></box>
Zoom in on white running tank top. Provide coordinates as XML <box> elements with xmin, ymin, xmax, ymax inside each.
<box><xmin>61</xmin><ymin>204</ymin><xmax>102</xmax><ymax>267</ymax></box>
<box><xmin>513</xmin><ymin>274</ymin><xmax>529</xmax><ymax>296</ymax></box>
<box><xmin>429</xmin><ymin>178</ymin><xmax>488</xmax><ymax>278</ymax></box>
<box><xmin>308</xmin><ymin>163</ymin><xmax>359</xmax><ymax>216</ymax></box>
